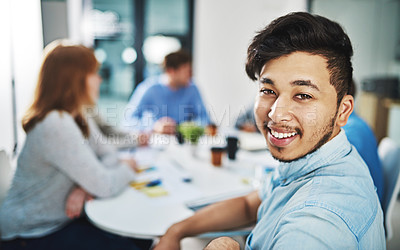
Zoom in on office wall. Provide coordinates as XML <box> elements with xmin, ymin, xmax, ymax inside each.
<box><xmin>312</xmin><ymin>0</ymin><xmax>400</xmax><ymax>143</ymax></box>
<box><xmin>0</xmin><ymin>0</ymin><xmax>43</xmax><ymax>156</ymax></box>
<box><xmin>41</xmin><ymin>1</ymin><xmax>69</xmax><ymax>46</ymax></box>
<box><xmin>193</xmin><ymin>0</ymin><xmax>307</xmax><ymax>127</ymax></box>
<box><xmin>312</xmin><ymin>0</ymin><xmax>400</xmax><ymax>100</ymax></box>
<box><xmin>0</xmin><ymin>1</ymin><xmax>14</xmax><ymax>155</ymax></box>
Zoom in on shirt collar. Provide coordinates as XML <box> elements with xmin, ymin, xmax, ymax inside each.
<box><xmin>274</xmin><ymin>129</ymin><xmax>351</xmax><ymax>186</ymax></box>
<box><xmin>159</xmin><ymin>74</ymin><xmax>192</xmax><ymax>90</ymax></box>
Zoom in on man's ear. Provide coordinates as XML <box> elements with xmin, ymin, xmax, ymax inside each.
<box><xmin>336</xmin><ymin>94</ymin><xmax>354</xmax><ymax>127</ymax></box>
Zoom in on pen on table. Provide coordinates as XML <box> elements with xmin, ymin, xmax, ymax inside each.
<box><xmin>136</xmin><ymin>166</ymin><xmax>157</xmax><ymax>173</ymax></box>
<box><xmin>130</xmin><ymin>179</ymin><xmax>162</xmax><ymax>189</ymax></box>
<box><xmin>146</xmin><ymin>179</ymin><xmax>162</xmax><ymax>187</ymax></box>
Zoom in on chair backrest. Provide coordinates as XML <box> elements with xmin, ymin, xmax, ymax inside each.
<box><xmin>378</xmin><ymin>137</ymin><xmax>400</xmax><ymax>240</ymax></box>
<box><xmin>0</xmin><ymin>150</ymin><xmax>13</xmax><ymax>205</ymax></box>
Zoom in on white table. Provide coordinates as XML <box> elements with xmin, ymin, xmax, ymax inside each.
<box><xmin>85</xmin><ymin>134</ymin><xmax>278</xmax><ymax>239</ymax></box>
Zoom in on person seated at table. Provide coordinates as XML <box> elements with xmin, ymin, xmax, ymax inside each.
<box><xmin>154</xmin><ymin>12</ymin><xmax>385</xmax><ymax>250</ymax></box>
<box><xmin>0</xmin><ymin>41</ymin><xmax>152</xmax><ymax>250</ymax></box>
<box><xmin>123</xmin><ymin>50</ymin><xmax>211</xmax><ymax>134</ymax></box>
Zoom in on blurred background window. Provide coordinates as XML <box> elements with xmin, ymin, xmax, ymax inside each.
<box><xmin>87</xmin><ymin>0</ymin><xmax>194</xmax><ymax>111</ymax></box>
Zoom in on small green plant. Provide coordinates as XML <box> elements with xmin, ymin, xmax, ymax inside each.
<box><xmin>178</xmin><ymin>122</ymin><xmax>204</xmax><ymax>144</ymax></box>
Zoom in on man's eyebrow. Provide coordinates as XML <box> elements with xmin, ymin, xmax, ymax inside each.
<box><xmin>259</xmin><ymin>77</ymin><xmax>274</xmax><ymax>85</ymax></box>
<box><xmin>291</xmin><ymin>80</ymin><xmax>320</xmax><ymax>91</ymax></box>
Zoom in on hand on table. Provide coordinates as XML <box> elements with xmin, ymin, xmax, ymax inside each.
<box><xmin>65</xmin><ymin>186</ymin><xmax>92</xmax><ymax>219</ymax></box>
<box><xmin>138</xmin><ymin>132</ymin><xmax>150</xmax><ymax>146</ymax></box>
<box><xmin>153</xmin><ymin>117</ymin><xmax>177</xmax><ymax>135</ymax></box>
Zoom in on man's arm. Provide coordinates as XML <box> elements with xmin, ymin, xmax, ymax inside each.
<box><xmin>191</xmin><ymin>85</ymin><xmax>211</xmax><ymax>125</ymax></box>
<box><xmin>154</xmin><ymin>191</ymin><xmax>261</xmax><ymax>250</ymax></box>
<box><xmin>122</xmin><ymin>81</ymin><xmax>153</xmax><ymax>130</ymax></box>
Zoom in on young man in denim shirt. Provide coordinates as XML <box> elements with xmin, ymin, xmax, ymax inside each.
<box><xmin>155</xmin><ymin>12</ymin><xmax>385</xmax><ymax>250</ymax></box>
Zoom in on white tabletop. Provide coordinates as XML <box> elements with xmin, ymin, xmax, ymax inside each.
<box><xmin>85</xmin><ymin>133</ymin><xmax>278</xmax><ymax>239</ymax></box>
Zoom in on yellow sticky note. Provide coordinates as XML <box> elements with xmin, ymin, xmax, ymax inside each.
<box><xmin>141</xmin><ymin>186</ymin><xmax>168</xmax><ymax>197</ymax></box>
<box><xmin>241</xmin><ymin>177</ymin><xmax>251</xmax><ymax>185</ymax></box>
<box><xmin>130</xmin><ymin>181</ymin><xmax>147</xmax><ymax>189</ymax></box>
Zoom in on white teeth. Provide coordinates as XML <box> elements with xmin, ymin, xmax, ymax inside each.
<box><xmin>271</xmin><ymin>130</ymin><xmax>296</xmax><ymax>139</ymax></box>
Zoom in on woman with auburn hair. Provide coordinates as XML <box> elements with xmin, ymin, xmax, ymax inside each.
<box><xmin>0</xmin><ymin>41</ymin><xmax>152</xmax><ymax>250</ymax></box>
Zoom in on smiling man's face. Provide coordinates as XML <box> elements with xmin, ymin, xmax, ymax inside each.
<box><xmin>254</xmin><ymin>51</ymin><xmax>343</xmax><ymax>162</ymax></box>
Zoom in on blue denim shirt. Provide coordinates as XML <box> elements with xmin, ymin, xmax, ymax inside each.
<box><xmin>246</xmin><ymin>130</ymin><xmax>385</xmax><ymax>249</ymax></box>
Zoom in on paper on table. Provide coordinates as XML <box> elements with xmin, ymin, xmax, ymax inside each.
<box><xmin>131</xmin><ymin>147</ymin><xmax>160</xmax><ymax>166</ymax></box>
<box><xmin>141</xmin><ymin>186</ymin><xmax>169</xmax><ymax>197</ymax></box>
<box><xmin>127</xmin><ymin>158</ymin><xmax>203</xmax><ymax>206</ymax></box>
<box><xmin>238</xmin><ymin>131</ymin><xmax>268</xmax><ymax>151</ymax></box>
<box><xmin>185</xmin><ymin>189</ymin><xmax>253</xmax><ymax>211</ymax></box>
<box><xmin>156</xmin><ymin>160</ymin><xmax>203</xmax><ymax>202</ymax></box>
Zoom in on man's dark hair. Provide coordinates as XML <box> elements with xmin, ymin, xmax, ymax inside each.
<box><xmin>246</xmin><ymin>12</ymin><xmax>353</xmax><ymax>106</ymax></box>
<box><xmin>348</xmin><ymin>79</ymin><xmax>356</xmax><ymax>97</ymax></box>
<box><xmin>163</xmin><ymin>49</ymin><xmax>192</xmax><ymax>70</ymax></box>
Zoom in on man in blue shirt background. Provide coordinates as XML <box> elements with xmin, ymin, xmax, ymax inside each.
<box><xmin>123</xmin><ymin>50</ymin><xmax>210</xmax><ymax>134</ymax></box>
<box><xmin>154</xmin><ymin>12</ymin><xmax>385</xmax><ymax>250</ymax></box>
<box><xmin>345</xmin><ymin>112</ymin><xmax>384</xmax><ymax>202</ymax></box>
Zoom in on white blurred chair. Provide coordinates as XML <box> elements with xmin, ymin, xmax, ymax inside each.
<box><xmin>378</xmin><ymin>137</ymin><xmax>400</xmax><ymax>240</ymax></box>
<box><xmin>0</xmin><ymin>150</ymin><xmax>13</xmax><ymax>205</ymax></box>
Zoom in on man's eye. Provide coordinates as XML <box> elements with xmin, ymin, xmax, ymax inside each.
<box><xmin>296</xmin><ymin>94</ymin><xmax>312</xmax><ymax>100</ymax></box>
<box><xmin>260</xmin><ymin>89</ymin><xmax>276</xmax><ymax>95</ymax></box>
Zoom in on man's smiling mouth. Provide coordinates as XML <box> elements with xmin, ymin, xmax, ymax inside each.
<box><xmin>270</xmin><ymin>129</ymin><xmax>297</xmax><ymax>139</ymax></box>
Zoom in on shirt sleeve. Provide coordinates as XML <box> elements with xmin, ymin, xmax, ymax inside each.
<box><xmin>269</xmin><ymin>206</ymin><xmax>357</xmax><ymax>249</ymax></box>
<box><xmin>91</xmin><ymin>111</ymin><xmax>139</xmax><ymax>148</ymax></box>
<box><xmin>191</xmin><ymin>84</ymin><xmax>211</xmax><ymax>125</ymax></box>
<box><xmin>87</xmin><ymin>117</ymin><xmax>124</xmax><ymax>167</ymax></box>
<box><xmin>123</xmin><ymin>81</ymin><xmax>160</xmax><ymax>131</ymax></box>
<box><xmin>122</xmin><ymin>82</ymin><xmax>149</xmax><ymax>130</ymax></box>
<box><xmin>39</xmin><ymin>112</ymin><xmax>136</xmax><ymax>198</ymax></box>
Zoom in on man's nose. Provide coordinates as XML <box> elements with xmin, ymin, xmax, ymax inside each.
<box><xmin>268</xmin><ymin>96</ymin><xmax>292</xmax><ymax>123</ymax></box>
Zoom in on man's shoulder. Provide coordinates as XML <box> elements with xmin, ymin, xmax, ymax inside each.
<box><xmin>137</xmin><ymin>76</ymin><xmax>164</xmax><ymax>91</ymax></box>
<box><xmin>129</xmin><ymin>77</ymin><xmax>166</xmax><ymax>102</ymax></box>
<box><xmin>292</xmin><ymin>167</ymin><xmax>382</xmax><ymax>238</ymax></box>
<box><xmin>276</xmin><ymin>196</ymin><xmax>383</xmax><ymax>248</ymax></box>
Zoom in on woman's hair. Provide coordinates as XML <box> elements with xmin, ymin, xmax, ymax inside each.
<box><xmin>22</xmin><ymin>41</ymin><xmax>99</xmax><ymax>137</ymax></box>
<box><xmin>246</xmin><ymin>12</ymin><xmax>353</xmax><ymax>107</ymax></box>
